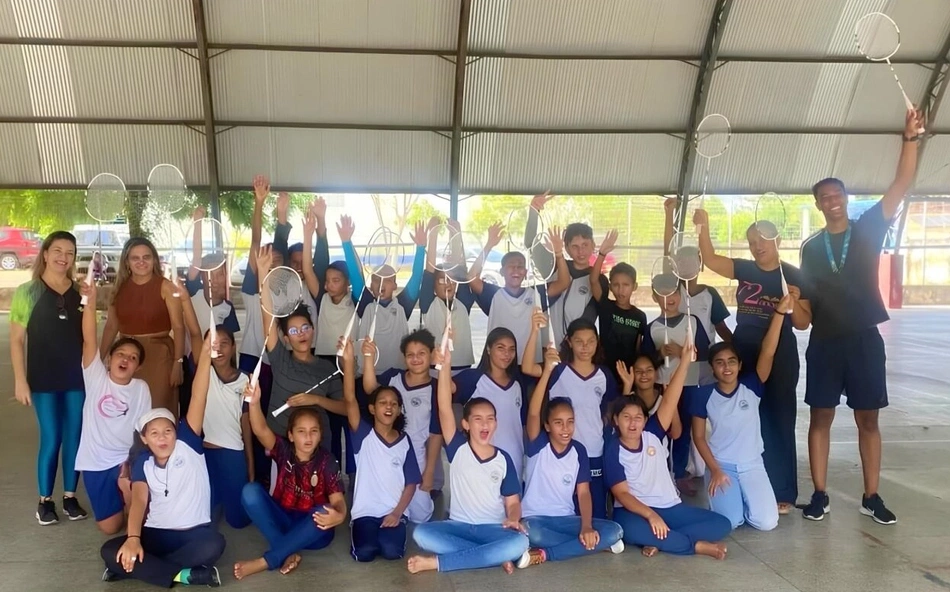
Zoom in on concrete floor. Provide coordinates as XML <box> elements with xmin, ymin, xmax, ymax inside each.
<box><xmin>1</xmin><ymin>309</ymin><xmax>950</xmax><ymax>591</ymax></box>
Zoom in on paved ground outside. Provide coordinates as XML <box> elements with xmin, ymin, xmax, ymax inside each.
<box><xmin>1</xmin><ymin>308</ymin><xmax>949</xmax><ymax>591</ymax></box>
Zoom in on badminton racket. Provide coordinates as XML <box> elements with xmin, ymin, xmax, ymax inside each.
<box><xmin>854</xmin><ymin>12</ymin><xmax>925</xmax><ymax>134</ymax></box>
<box><xmin>753</xmin><ymin>193</ymin><xmax>792</xmax><ymax>314</ymax></box>
<box><xmin>182</xmin><ymin>216</ymin><xmax>229</xmax><ymax>356</ymax></box>
<box><xmin>427</xmin><ymin>222</ymin><xmax>465</xmax><ymax>369</ymax></box>
<box><xmin>650</xmin><ymin>256</ymin><xmax>679</xmax><ymax>368</ymax></box>
<box><xmin>81</xmin><ymin>173</ymin><xmax>126</xmax><ymax>307</ymax></box>
<box><xmin>249</xmin><ymin>265</ymin><xmax>304</xmax><ymax>393</ymax></box>
<box><xmin>693</xmin><ymin>113</ymin><xmax>732</xmax><ymax>228</ymax></box>
<box><xmin>147</xmin><ymin>164</ymin><xmax>190</xmax><ymax>296</ymax></box>
<box><xmin>526</xmin><ymin>229</ymin><xmax>559</xmax><ymax>351</ymax></box>
<box><xmin>272</xmin><ymin>339</ymin><xmax>379</xmax><ymax>417</ymax></box>
<box><xmin>669</xmin><ymin>232</ymin><xmax>702</xmax><ymax>362</ymax></box>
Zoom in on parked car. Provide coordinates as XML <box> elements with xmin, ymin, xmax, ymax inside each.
<box><xmin>0</xmin><ymin>227</ymin><xmax>42</xmax><ymax>270</ymax></box>
<box><xmin>76</xmin><ymin>252</ymin><xmax>120</xmax><ymax>284</ymax></box>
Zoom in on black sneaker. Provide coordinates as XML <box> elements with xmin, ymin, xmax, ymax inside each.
<box><xmin>186</xmin><ymin>566</ymin><xmax>221</xmax><ymax>587</ymax></box>
<box><xmin>101</xmin><ymin>568</ymin><xmax>119</xmax><ymax>582</ymax></box>
<box><xmin>860</xmin><ymin>493</ymin><xmax>897</xmax><ymax>525</ymax></box>
<box><xmin>802</xmin><ymin>491</ymin><xmax>830</xmax><ymax>521</ymax></box>
<box><xmin>62</xmin><ymin>496</ymin><xmax>88</xmax><ymax>521</ymax></box>
<box><xmin>36</xmin><ymin>499</ymin><xmax>59</xmax><ymax>525</ymax></box>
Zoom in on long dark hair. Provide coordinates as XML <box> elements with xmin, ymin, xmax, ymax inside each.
<box><xmin>477</xmin><ymin>327</ymin><xmax>519</xmax><ymax>378</ymax></box>
<box><xmin>558</xmin><ymin>318</ymin><xmax>604</xmax><ymax>365</ymax></box>
<box><xmin>368</xmin><ymin>386</ymin><xmax>406</xmax><ymax>433</ymax></box>
<box><xmin>33</xmin><ymin>230</ymin><xmax>77</xmax><ymax>282</ymax></box>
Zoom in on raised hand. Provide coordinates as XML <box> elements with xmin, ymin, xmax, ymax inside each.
<box><xmin>360</xmin><ymin>338</ymin><xmax>376</xmax><ymax>358</ymax></box>
<box><xmin>243</xmin><ymin>381</ymin><xmax>261</xmax><ymax>406</ymax></box>
<box><xmin>599</xmin><ymin>229</ymin><xmax>619</xmax><ymax>255</ymax></box>
<box><xmin>548</xmin><ymin>225</ymin><xmax>564</xmax><ymax>255</ymax></box>
<box><xmin>339</xmin><ymin>337</ymin><xmax>355</xmax><ymax>364</ymax></box>
<box><xmin>252</xmin><ymin>175</ymin><xmax>270</xmax><ymax>204</ymax></box>
<box><xmin>192</xmin><ymin>205</ymin><xmax>206</xmax><ymax>221</ymax></box>
<box><xmin>530</xmin><ymin>191</ymin><xmax>554</xmax><ymax>211</ymax></box>
<box><xmin>303</xmin><ymin>208</ymin><xmax>317</xmax><ymax>238</ymax></box>
<box><xmin>412</xmin><ymin>221</ymin><xmax>427</xmax><ymax>247</ymax></box>
<box><xmin>255</xmin><ymin>244</ymin><xmax>274</xmax><ymax>276</ymax></box>
<box><xmin>337</xmin><ymin>215</ymin><xmax>355</xmax><ymax>242</ymax></box>
<box><xmin>543</xmin><ymin>346</ymin><xmax>560</xmax><ymax>370</ymax></box>
<box><xmin>616</xmin><ymin>360</ymin><xmax>634</xmax><ymax>393</ymax></box>
<box><xmin>774</xmin><ymin>293</ymin><xmax>792</xmax><ymax>315</ymax></box>
<box><xmin>693</xmin><ymin>208</ymin><xmax>709</xmax><ymax>229</ymax></box>
<box><xmin>276</xmin><ymin>192</ymin><xmax>289</xmax><ymax>221</ymax></box>
<box><xmin>905</xmin><ymin>107</ymin><xmax>925</xmax><ymax>136</ymax></box>
<box><xmin>531</xmin><ymin>309</ymin><xmax>548</xmax><ymax>331</ymax></box>
<box><xmin>664</xmin><ymin>197</ymin><xmax>677</xmax><ymax>218</ymax></box>
<box><xmin>312</xmin><ymin>196</ymin><xmax>327</xmax><ymax>221</ymax></box>
<box><xmin>485</xmin><ymin>221</ymin><xmax>505</xmax><ymax>250</ymax></box>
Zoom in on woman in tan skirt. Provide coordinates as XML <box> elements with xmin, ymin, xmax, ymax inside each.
<box><xmin>100</xmin><ymin>238</ymin><xmax>185</xmax><ymax>415</ymax></box>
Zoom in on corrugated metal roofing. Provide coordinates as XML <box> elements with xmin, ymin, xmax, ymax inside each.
<box><xmin>5</xmin><ymin>0</ymin><xmax>194</xmax><ymax>41</ymax></box>
<box><xmin>205</xmin><ymin>0</ymin><xmax>458</xmax><ymax>49</ymax></box>
<box><xmin>461</xmin><ymin>133</ymin><xmax>683</xmax><ymax>194</ymax></box>
<box><xmin>212</xmin><ymin>51</ymin><xmax>452</xmax><ymax>125</ymax></box>
<box><xmin>217</xmin><ymin>127</ymin><xmax>449</xmax><ymax>191</ymax></box>
<box><xmin>469</xmin><ymin>0</ymin><xmax>713</xmax><ymax>55</ymax></box>
<box><xmin>464</xmin><ymin>59</ymin><xmax>694</xmax><ymax>128</ymax></box>
<box><xmin>917</xmin><ymin>136</ymin><xmax>950</xmax><ymax>194</ymax></box>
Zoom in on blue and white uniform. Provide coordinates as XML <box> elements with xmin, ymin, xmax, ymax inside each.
<box><xmin>474</xmin><ymin>285</ymin><xmax>548</xmax><ymax>364</ymax></box>
<box><xmin>547</xmin><ymin>364</ymin><xmax>618</xmax><ymax>519</ymax></box>
<box><xmin>453</xmin><ymin>369</ymin><xmax>528</xmax><ymax>482</ymax></box>
<box><xmin>349</xmin><ymin>420</ymin><xmax>421</xmax><ymax>562</ymax></box>
<box><xmin>411</xmin><ymin>430</ymin><xmax>529</xmax><ymax>572</ymax></box>
<box><xmin>689</xmin><ymin>374</ymin><xmax>778</xmax><ymax>531</ymax></box>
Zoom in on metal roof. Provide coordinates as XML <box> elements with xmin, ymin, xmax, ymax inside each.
<box><xmin>1</xmin><ymin>0</ymin><xmax>950</xmax><ymax>200</ymax></box>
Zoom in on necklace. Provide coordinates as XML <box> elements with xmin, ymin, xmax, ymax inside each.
<box><xmin>823</xmin><ymin>225</ymin><xmax>851</xmax><ymax>274</ymax></box>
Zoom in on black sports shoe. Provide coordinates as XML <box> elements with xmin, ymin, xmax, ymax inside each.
<box><xmin>101</xmin><ymin>568</ymin><xmax>119</xmax><ymax>582</ymax></box>
<box><xmin>36</xmin><ymin>499</ymin><xmax>59</xmax><ymax>525</ymax></box>
<box><xmin>802</xmin><ymin>491</ymin><xmax>830</xmax><ymax>521</ymax></box>
<box><xmin>186</xmin><ymin>566</ymin><xmax>221</xmax><ymax>587</ymax></box>
<box><xmin>860</xmin><ymin>493</ymin><xmax>897</xmax><ymax>525</ymax></box>
<box><xmin>62</xmin><ymin>496</ymin><xmax>88</xmax><ymax>521</ymax></box>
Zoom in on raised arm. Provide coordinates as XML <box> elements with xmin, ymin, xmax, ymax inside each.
<box><xmin>543</xmin><ymin>225</ymin><xmax>572</xmax><ymax>299</ymax></box>
<box><xmin>340</xmin><ymin>338</ymin><xmax>361</xmax><ymax>432</ymax></box>
<box><xmin>526</xmin><ymin>193</ymin><xmax>556</xmax><ymax>281</ymax></box>
<box><xmin>337</xmin><ymin>216</ymin><xmax>365</xmax><ymax>298</ymax></box>
<box><xmin>247</xmin><ymin>175</ymin><xmax>268</xmax><ymax>278</ymax></box>
<box><xmin>273</xmin><ymin>192</ymin><xmax>291</xmax><ymax>263</ymax></box>
<box><xmin>185</xmin><ymin>333</ymin><xmax>214</xmax><ymax>435</ymax></box>
<box><xmin>880</xmin><ymin>108</ymin><xmax>924</xmax><ymax>219</ymax></box>
<box><xmin>187</xmin><ymin>206</ymin><xmax>205</xmax><ymax>282</ymax></box>
<box><xmin>80</xmin><ymin>281</ymin><xmax>99</xmax><ymax>368</ymax></box>
<box><xmin>590</xmin><ymin>229</ymin><xmax>618</xmax><ymax>303</ymax></box>
<box><xmin>520</xmin><ymin>309</ymin><xmax>548</xmax><ymax>377</ymax></box>
<box><xmin>312</xmin><ymin>197</ymin><xmax>330</xmax><ymax>289</ymax></box>
<box><xmin>756</xmin><ymin>295</ymin><xmax>789</xmax><ymax>383</ymax></box>
<box><xmin>467</xmin><ymin>222</ymin><xmax>503</xmax><ymax>295</ymax></box>
<box><xmin>693</xmin><ymin>209</ymin><xmax>735</xmax><ymax>279</ymax></box>
<box><xmin>255</xmin><ymin>246</ymin><xmax>279</xmax><ymax>352</ymax></box>
<box><xmin>400</xmin><ymin>222</ymin><xmax>428</xmax><ymax>306</ymax></box>
<box><xmin>361</xmin><ymin>339</ymin><xmax>380</xmax><ymax>393</ymax></box>
<box><xmin>663</xmin><ymin>198</ymin><xmax>676</xmax><ymax>257</ymax></box>
<box><xmin>787</xmin><ymin>283</ymin><xmax>811</xmax><ymax>330</ymax></box>
<box><xmin>653</xmin><ymin>341</ymin><xmax>693</xmax><ymax>431</ymax></box>
<box><xmin>435</xmin><ymin>347</ymin><xmax>457</xmax><ymax>443</ymax></box>
<box><xmin>301</xmin><ymin>206</ymin><xmax>322</xmax><ymax>299</ymax></box>
<box><xmin>243</xmin><ymin>380</ymin><xmax>277</xmax><ymax>452</ymax></box>
<box><xmin>526</xmin><ymin>347</ymin><xmax>561</xmax><ymax>441</ymax></box>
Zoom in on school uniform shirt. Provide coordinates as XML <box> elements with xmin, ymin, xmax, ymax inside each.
<box><xmin>202</xmin><ymin>369</ymin><xmax>249</xmax><ymax>450</ymax></box>
<box><xmin>677</xmin><ymin>285</ymin><xmax>729</xmax><ymax>344</ymax></box>
<box><xmin>688</xmin><ymin>374</ymin><xmax>765</xmax><ymax>466</ymax></box>
<box><xmin>268</xmin><ymin>436</ymin><xmax>344</xmax><ymax>513</ymax></box>
<box><xmin>597</xmin><ymin>294</ymin><xmax>648</xmax><ymax>370</ymax></box>
<box><xmin>131</xmin><ymin>420</ymin><xmax>211</xmax><ymax>529</ymax></box>
<box><xmin>239</xmin><ymin>266</ymin><xmax>269</xmax><ymax>366</ymax></box>
<box><xmin>522</xmin><ymin>433</ymin><xmax>591</xmax><ymax>519</ymax></box>
<box><xmin>350</xmin><ymin>421</ymin><xmax>421</xmax><ymax>520</ymax></box>
<box><xmin>475</xmin><ymin>284</ymin><xmax>547</xmax><ymax>364</ymax></box>
<box><xmin>314</xmin><ymin>292</ymin><xmax>356</xmax><ymax>356</ymax></box>
<box><xmin>548</xmin><ymin>263</ymin><xmax>605</xmax><ymax>345</ymax></box>
<box><xmin>75</xmin><ymin>357</ymin><xmax>152</xmax><ymax>472</ymax></box>
<box><xmin>547</xmin><ymin>364</ymin><xmax>618</xmax><ymax>459</ymax></box>
<box><xmin>377</xmin><ymin>369</ymin><xmax>439</xmax><ymax>475</ymax></box>
<box><xmin>604</xmin><ymin>415</ymin><xmax>680</xmax><ymax>509</ymax></box>
<box><xmin>453</xmin><ymin>369</ymin><xmax>529</xmax><ymax>481</ymax></box>
<box><xmin>800</xmin><ymin>201</ymin><xmax>892</xmax><ymax>339</ymax></box>
<box><xmin>641</xmin><ymin>314</ymin><xmax>711</xmax><ymax>386</ymax></box>
<box><xmin>265</xmin><ymin>344</ymin><xmax>343</xmax><ymax>449</ymax></box>
<box><xmin>444</xmin><ymin>430</ymin><xmax>520</xmax><ymax>524</ymax></box>
<box><xmin>732</xmin><ymin>259</ymin><xmax>806</xmax><ymax>367</ymax></box>
<box><xmin>186</xmin><ymin>284</ymin><xmax>240</xmax><ymax>337</ymax></box>
<box><xmin>420</xmin><ymin>271</ymin><xmax>477</xmax><ymax>368</ymax></box>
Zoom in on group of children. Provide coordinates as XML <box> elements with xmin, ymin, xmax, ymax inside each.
<box><xmin>70</xmin><ymin>183</ymin><xmax>803</xmax><ymax>587</ymax></box>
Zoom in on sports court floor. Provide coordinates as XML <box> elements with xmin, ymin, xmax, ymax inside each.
<box><xmin>1</xmin><ymin>309</ymin><xmax>949</xmax><ymax>592</ymax></box>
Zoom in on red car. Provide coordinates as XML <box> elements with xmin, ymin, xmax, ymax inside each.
<box><xmin>0</xmin><ymin>227</ymin><xmax>41</xmax><ymax>271</ymax></box>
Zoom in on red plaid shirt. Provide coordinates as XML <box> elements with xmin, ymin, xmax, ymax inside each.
<box><xmin>268</xmin><ymin>438</ymin><xmax>344</xmax><ymax>513</ymax></box>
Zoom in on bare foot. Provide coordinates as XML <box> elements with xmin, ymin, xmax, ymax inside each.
<box><xmin>279</xmin><ymin>554</ymin><xmax>302</xmax><ymax>575</ymax></box>
<box><xmin>407</xmin><ymin>555</ymin><xmax>438</xmax><ymax>574</ymax></box>
<box><xmin>501</xmin><ymin>560</ymin><xmax>515</xmax><ymax>574</ymax></box>
<box><xmin>641</xmin><ymin>546</ymin><xmax>659</xmax><ymax>558</ymax></box>
<box><xmin>233</xmin><ymin>558</ymin><xmax>268</xmax><ymax>580</ymax></box>
<box><xmin>694</xmin><ymin>541</ymin><xmax>728</xmax><ymax>560</ymax></box>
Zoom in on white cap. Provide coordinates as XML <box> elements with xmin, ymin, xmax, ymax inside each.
<box><xmin>136</xmin><ymin>408</ymin><xmax>176</xmax><ymax>433</ymax></box>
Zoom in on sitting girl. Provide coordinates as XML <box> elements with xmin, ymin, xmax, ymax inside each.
<box><xmin>604</xmin><ymin>342</ymin><xmax>732</xmax><ymax>559</ymax></box>
<box><xmin>341</xmin><ymin>339</ymin><xmax>420</xmax><ymax>561</ymax></box>
<box><xmin>99</xmin><ymin>334</ymin><xmax>225</xmax><ymax>587</ymax></box>
<box><xmin>616</xmin><ymin>354</ymin><xmax>683</xmax><ymax>448</ymax></box>
<box><xmin>408</xmin><ymin>346</ymin><xmax>530</xmax><ymax>574</ymax></box>
<box><xmin>519</xmin><ymin>346</ymin><xmax>625</xmax><ymax>568</ymax></box>
<box><xmin>234</xmin><ymin>383</ymin><xmax>347</xmax><ymax>579</ymax></box>
<box><xmin>75</xmin><ymin>281</ymin><xmax>151</xmax><ymax>535</ymax></box>
<box><xmin>689</xmin><ymin>295</ymin><xmax>788</xmax><ymax>531</ymax></box>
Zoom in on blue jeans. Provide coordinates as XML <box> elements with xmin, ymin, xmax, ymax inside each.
<box><xmin>412</xmin><ymin>521</ymin><xmax>529</xmax><ymax>572</ymax></box>
<box><xmin>101</xmin><ymin>524</ymin><xmax>225</xmax><ymax>587</ymax></box>
<box><xmin>705</xmin><ymin>461</ymin><xmax>779</xmax><ymax>531</ymax></box>
<box><xmin>573</xmin><ymin>456</ymin><xmax>606</xmax><ymax>520</ymax></box>
<box><xmin>241</xmin><ymin>482</ymin><xmax>334</xmax><ymax>570</ymax></box>
<box><xmin>33</xmin><ymin>390</ymin><xmax>84</xmax><ymax>496</ymax></box>
<box><xmin>613</xmin><ymin>504</ymin><xmax>732</xmax><ymax>555</ymax></box>
<box><xmin>350</xmin><ymin>516</ymin><xmax>408</xmax><ymax>562</ymax></box>
<box><xmin>522</xmin><ymin>516</ymin><xmax>623</xmax><ymax>561</ymax></box>
<box><xmin>205</xmin><ymin>447</ymin><xmax>250</xmax><ymax>529</ymax></box>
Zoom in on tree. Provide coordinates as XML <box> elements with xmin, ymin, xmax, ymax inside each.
<box><xmin>369</xmin><ymin>194</ymin><xmax>421</xmax><ymax>239</ymax></box>
<box><xmin>0</xmin><ymin>190</ymin><xmax>89</xmax><ymax>235</ymax></box>
<box><xmin>405</xmin><ymin>199</ymin><xmax>446</xmax><ymax>228</ymax></box>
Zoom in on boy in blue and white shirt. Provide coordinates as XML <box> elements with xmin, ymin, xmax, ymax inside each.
<box><xmin>689</xmin><ymin>295</ymin><xmax>790</xmax><ymax>531</ymax></box>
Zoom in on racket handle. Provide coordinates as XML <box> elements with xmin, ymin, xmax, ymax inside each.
<box><xmin>80</xmin><ymin>294</ymin><xmax>89</xmax><ymax>306</ymax></box>
<box><xmin>367</xmin><ymin>313</ymin><xmax>378</xmax><ymax>345</ymax></box>
<box><xmin>779</xmin><ymin>266</ymin><xmax>793</xmax><ymax>315</ymax></box>
<box><xmin>209</xmin><ymin>308</ymin><xmax>218</xmax><ymax>358</ymax></box>
<box><xmin>435</xmin><ymin>327</ymin><xmax>450</xmax><ymax>371</ymax></box>
<box><xmin>249</xmin><ymin>359</ymin><xmax>263</xmax><ymax>390</ymax></box>
<box><xmin>80</xmin><ymin>266</ymin><xmax>93</xmax><ymax>306</ymax></box>
<box><xmin>664</xmin><ymin>356</ymin><xmax>670</xmax><ymax>368</ymax></box>
<box><xmin>337</xmin><ymin>310</ymin><xmax>358</xmax><ymax>356</ymax></box>
<box><xmin>272</xmin><ymin>403</ymin><xmax>290</xmax><ymax>417</ymax></box>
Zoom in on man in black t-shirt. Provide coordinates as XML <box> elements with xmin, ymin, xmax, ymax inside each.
<box><xmin>799</xmin><ymin>108</ymin><xmax>923</xmax><ymax>526</ymax></box>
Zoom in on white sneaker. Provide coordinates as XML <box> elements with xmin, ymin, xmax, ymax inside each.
<box><xmin>609</xmin><ymin>540</ymin><xmax>625</xmax><ymax>554</ymax></box>
<box><xmin>516</xmin><ymin>550</ymin><xmax>532</xmax><ymax>569</ymax></box>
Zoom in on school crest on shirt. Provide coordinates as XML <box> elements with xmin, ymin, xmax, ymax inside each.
<box><xmin>391</xmin><ymin>457</ymin><xmax>402</xmax><ymax>468</ymax></box>
<box><xmin>410</xmin><ymin>396</ymin><xmax>422</xmax><ymax>408</ymax></box>
<box><xmin>578</xmin><ymin>285</ymin><xmax>589</xmax><ymax>295</ymax></box>
<box><xmin>173</xmin><ymin>456</ymin><xmax>186</xmax><ymax>468</ymax></box>
<box><xmin>524</xmin><ymin>297</ymin><xmax>534</xmax><ymax>306</ymax></box>
<box><xmin>514</xmin><ymin>395</ymin><xmax>522</xmax><ymax>407</ymax></box>
<box><xmin>647</xmin><ymin>446</ymin><xmax>656</xmax><ymax>456</ymax></box>
<box><xmin>739</xmin><ymin>399</ymin><xmax>749</xmax><ymax>410</ymax></box>
<box><xmin>390</xmin><ymin>307</ymin><xmax>398</xmax><ymax>317</ymax></box>
<box><xmin>594</xmin><ymin>387</ymin><xmax>603</xmax><ymax>398</ymax></box>
<box><xmin>562</xmin><ymin>473</ymin><xmax>573</xmax><ymax>486</ymax></box>
<box><xmin>489</xmin><ymin>470</ymin><xmax>501</xmax><ymax>483</ymax></box>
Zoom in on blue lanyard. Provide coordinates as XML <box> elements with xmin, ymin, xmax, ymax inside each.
<box><xmin>823</xmin><ymin>226</ymin><xmax>851</xmax><ymax>274</ymax></box>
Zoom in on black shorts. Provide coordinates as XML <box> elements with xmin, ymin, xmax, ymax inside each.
<box><xmin>805</xmin><ymin>327</ymin><xmax>887</xmax><ymax>411</ymax></box>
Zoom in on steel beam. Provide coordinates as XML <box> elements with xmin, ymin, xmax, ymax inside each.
<box><xmin>673</xmin><ymin>0</ymin><xmax>734</xmax><ymax>234</ymax></box>
<box><xmin>447</xmin><ymin>0</ymin><xmax>474</xmax><ymax>221</ymax></box>
<box><xmin>191</xmin><ymin>0</ymin><xmax>221</xmax><ymax>220</ymax></box>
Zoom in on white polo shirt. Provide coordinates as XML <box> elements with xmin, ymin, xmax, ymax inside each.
<box><xmin>454</xmin><ymin>369</ymin><xmax>526</xmax><ymax>482</ymax></box>
<box><xmin>350</xmin><ymin>421</ymin><xmax>421</xmax><ymax>521</ymax></box>
<box><xmin>522</xmin><ymin>432</ymin><xmax>590</xmax><ymax>519</ymax></box>
<box><xmin>444</xmin><ymin>430</ymin><xmax>520</xmax><ymax>524</ymax></box>
<box><xmin>689</xmin><ymin>374</ymin><xmax>765</xmax><ymax>466</ymax></box>
<box><xmin>604</xmin><ymin>415</ymin><xmax>680</xmax><ymax>509</ymax></box>
<box><xmin>547</xmin><ymin>364</ymin><xmax>618</xmax><ymax>459</ymax></box>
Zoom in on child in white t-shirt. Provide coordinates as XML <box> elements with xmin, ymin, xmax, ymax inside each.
<box><xmin>75</xmin><ymin>280</ymin><xmax>151</xmax><ymax>535</ymax></box>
